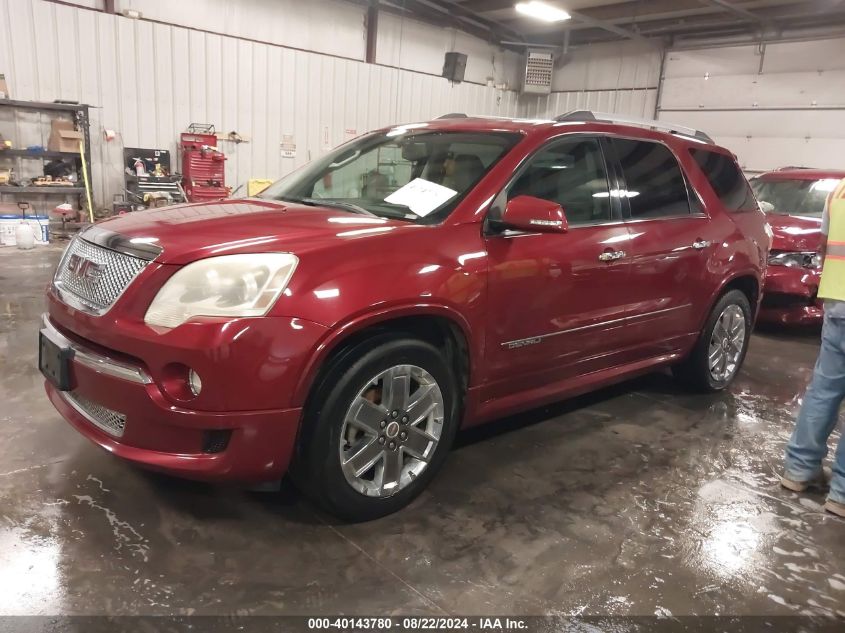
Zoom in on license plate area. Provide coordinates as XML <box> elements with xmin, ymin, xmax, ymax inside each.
<box><xmin>39</xmin><ymin>329</ymin><xmax>74</xmax><ymax>391</ymax></box>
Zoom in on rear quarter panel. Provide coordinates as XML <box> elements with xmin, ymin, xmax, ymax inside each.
<box><xmin>677</xmin><ymin>139</ymin><xmax>768</xmax><ymax>326</ymax></box>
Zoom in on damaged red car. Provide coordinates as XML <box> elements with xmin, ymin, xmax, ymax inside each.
<box><xmin>751</xmin><ymin>168</ymin><xmax>845</xmax><ymax>326</ymax></box>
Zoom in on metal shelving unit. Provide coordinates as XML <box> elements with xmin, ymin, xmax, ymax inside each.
<box><xmin>1</xmin><ymin>149</ymin><xmax>82</xmax><ymax>160</ymax></box>
<box><xmin>0</xmin><ymin>99</ymin><xmax>92</xmax><ymax>208</ymax></box>
<box><xmin>0</xmin><ymin>99</ymin><xmax>89</xmax><ymax>113</ymax></box>
<box><xmin>0</xmin><ymin>185</ymin><xmax>84</xmax><ymax>194</ymax></box>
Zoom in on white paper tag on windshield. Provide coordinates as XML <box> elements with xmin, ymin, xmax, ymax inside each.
<box><xmin>384</xmin><ymin>178</ymin><xmax>458</xmax><ymax>217</ymax></box>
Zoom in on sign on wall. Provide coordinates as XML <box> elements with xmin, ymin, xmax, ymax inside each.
<box><xmin>280</xmin><ymin>135</ymin><xmax>297</xmax><ymax>158</ymax></box>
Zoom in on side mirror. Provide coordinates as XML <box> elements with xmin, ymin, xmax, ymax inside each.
<box><xmin>501</xmin><ymin>195</ymin><xmax>568</xmax><ymax>233</ymax></box>
<box><xmin>758</xmin><ymin>200</ymin><xmax>774</xmax><ymax>213</ymax></box>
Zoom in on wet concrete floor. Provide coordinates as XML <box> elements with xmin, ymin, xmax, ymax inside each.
<box><xmin>1</xmin><ymin>243</ymin><xmax>844</xmax><ymax>618</ymax></box>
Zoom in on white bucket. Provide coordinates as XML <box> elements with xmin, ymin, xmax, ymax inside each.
<box><xmin>15</xmin><ymin>222</ymin><xmax>35</xmax><ymax>249</ymax></box>
<box><xmin>0</xmin><ymin>215</ymin><xmax>50</xmax><ymax>247</ymax></box>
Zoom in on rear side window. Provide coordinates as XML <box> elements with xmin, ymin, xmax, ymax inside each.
<box><xmin>611</xmin><ymin>138</ymin><xmax>691</xmax><ymax>219</ymax></box>
<box><xmin>690</xmin><ymin>148</ymin><xmax>757</xmax><ymax>211</ymax></box>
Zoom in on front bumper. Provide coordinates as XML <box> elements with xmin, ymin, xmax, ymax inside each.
<box><xmin>759</xmin><ymin>265</ymin><xmax>823</xmax><ymax>326</ymax></box>
<box><xmin>41</xmin><ymin>311</ymin><xmax>323</xmax><ymax>483</ymax></box>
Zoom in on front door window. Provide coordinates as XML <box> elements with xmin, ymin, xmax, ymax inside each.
<box><xmin>508</xmin><ymin>137</ymin><xmax>613</xmax><ymax>225</ymax></box>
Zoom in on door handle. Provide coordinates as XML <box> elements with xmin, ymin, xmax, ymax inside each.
<box><xmin>692</xmin><ymin>239</ymin><xmax>711</xmax><ymax>250</ymax></box>
<box><xmin>598</xmin><ymin>250</ymin><xmax>626</xmax><ymax>262</ymax></box>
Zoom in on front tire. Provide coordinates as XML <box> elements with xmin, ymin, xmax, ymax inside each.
<box><xmin>292</xmin><ymin>334</ymin><xmax>459</xmax><ymax>521</ymax></box>
<box><xmin>674</xmin><ymin>289</ymin><xmax>752</xmax><ymax>392</ymax></box>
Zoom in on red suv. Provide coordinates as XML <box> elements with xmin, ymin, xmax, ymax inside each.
<box><xmin>40</xmin><ymin>112</ymin><xmax>769</xmax><ymax>520</ymax></box>
<box><xmin>751</xmin><ymin>168</ymin><xmax>845</xmax><ymax>326</ymax></box>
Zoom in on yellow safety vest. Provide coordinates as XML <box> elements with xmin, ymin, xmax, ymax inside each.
<box><xmin>818</xmin><ymin>178</ymin><xmax>845</xmax><ymax>301</ymax></box>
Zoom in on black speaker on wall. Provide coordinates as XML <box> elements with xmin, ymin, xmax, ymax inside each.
<box><xmin>442</xmin><ymin>52</ymin><xmax>468</xmax><ymax>83</ymax></box>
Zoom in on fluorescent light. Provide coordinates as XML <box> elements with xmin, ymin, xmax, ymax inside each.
<box><xmin>515</xmin><ymin>1</ymin><xmax>571</xmax><ymax>22</ymax></box>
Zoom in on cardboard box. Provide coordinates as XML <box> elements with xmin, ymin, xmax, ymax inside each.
<box><xmin>48</xmin><ymin>119</ymin><xmax>82</xmax><ymax>153</ymax></box>
<box><xmin>0</xmin><ymin>74</ymin><xmax>8</xmax><ymax>99</ymax></box>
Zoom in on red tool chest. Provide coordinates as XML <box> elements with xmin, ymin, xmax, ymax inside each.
<box><xmin>180</xmin><ymin>124</ymin><xmax>228</xmax><ymax>203</ymax></box>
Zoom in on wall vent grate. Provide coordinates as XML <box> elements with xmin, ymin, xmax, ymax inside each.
<box><xmin>522</xmin><ymin>50</ymin><xmax>553</xmax><ymax>95</ymax></box>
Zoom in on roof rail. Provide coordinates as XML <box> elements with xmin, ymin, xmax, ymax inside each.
<box><xmin>554</xmin><ymin>110</ymin><xmax>597</xmax><ymax>122</ymax></box>
<box><xmin>437</xmin><ymin>112</ymin><xmax>468</xmax><ymax>119</ymax></box>
<box><xmin>554</xmin><ymin>110</ymin><xmax>714</xmax><ymax>144</ymax></box>
<box><xmin>776</xmin><ymin>165</ymin><xmax>811</xmax><ymax>170</ymax></box>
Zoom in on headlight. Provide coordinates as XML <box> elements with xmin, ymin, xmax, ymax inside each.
<box><xmin>767</xmin><ymin>251</ymin><xmax>821</xmax><ymax>269</ymax></box>
<box><xmin>144</xmin><ymin>253</ymin><xmax>298</xmax><ymax>328</ymax></box>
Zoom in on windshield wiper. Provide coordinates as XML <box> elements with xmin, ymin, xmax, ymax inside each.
<box><xmin>278</xmin><ymin>195</ymin><xmax>422</xmax><ymax>221</ymax></box>
<box><xmin>277</xmin><ymin>195</ymin><xmax>375</xmax><ymax>217</ymax></box>
<box><xmin>375</xmin><ymin>203</ymin><xmax>429</xmax><ymax>222</ymax></box>
<box><xmin>302</xmin><ymin>198</ymin><xmax>378</xmax><ymax>217</ymax></box>
<box><xmin>378</xmin><ymin>201</ymin><xmax>418</xmax><ymax>215</ymax></box>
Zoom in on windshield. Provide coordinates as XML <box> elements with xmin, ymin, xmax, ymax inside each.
<box><xmin>260</xmin><ymin>129</ymin><xmax>520</xmax><ymax>224</ymax></box>
<box><xmin>750</xmin><ymin>177</ymin><xmax>841</xmax><ymax>217</ymax></box>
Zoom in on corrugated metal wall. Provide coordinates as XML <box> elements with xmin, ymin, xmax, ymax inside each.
<box><xmin>56</xmin><ymin>0</ymin><xmax>526</xmax><ymax>86</ymax></box>
<box><xmin>121</xmin><ymin>0</ymin><xmax>370</xmax><ymax>61</ymax></box>
<box><xmin>522</xmin><ymin>41</ymin><xmax>660</xmax><ymax>130</ymax></box>
<box><xmin>552</xmin><ymin>41</ymin><xmax>662</xmax><ymax>92</ymax></box>
<box><xmin>377</xmin><ymin>12</ymin><xmax>522</xmax><ymax>86</ymax></box>
<box><xmin>0</xmin><ymin>0</ymin><xmax>522</xmax><ymax>209</ymax></box>
<box><xmin>8</xmin><ymin>0</ymin><xmax>843</xmax><ymax>214</ymax></box>
<box><xmin>522</xmin><ymin>89</ymin><xmax>658</xmax><ymax>120</ymax></box>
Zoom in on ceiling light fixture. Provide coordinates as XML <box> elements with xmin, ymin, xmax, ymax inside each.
<box><xmin>515</xmin><ymin>1</ymin><xmax>571</xmax><ymax>23</ymax></box>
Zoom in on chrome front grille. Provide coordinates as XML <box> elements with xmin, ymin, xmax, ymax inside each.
<box><xmin>64</xmin><ymin>392</ymin><xmax>127</xmax><ymax>437</ymax></box>
<box><xmin>54</xmin><ymin>236</ymin><xmax>149</xmax><ymax>314</ymax></box>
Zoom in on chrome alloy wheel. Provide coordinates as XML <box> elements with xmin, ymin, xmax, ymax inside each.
<box><xmin>708</xmin><ymin>304</ymin><xmax>746</xmax><ymax>383</ymax></box>
<box><xmin>339</xmin><ymin>364</ymin><xmax>445</xmax><ymax>498</ymax></box>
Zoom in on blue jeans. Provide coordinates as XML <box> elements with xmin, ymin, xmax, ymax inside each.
<box><xmin>784</xmin><ymin>315</ymin><xmax>845</xmax><ymax>504</ymax></box>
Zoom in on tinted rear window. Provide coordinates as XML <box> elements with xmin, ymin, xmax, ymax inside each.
<box><xmin>612</xmin><ymin>138</ymin><xmax>691</xmax><ymax>219</ymax></box>
<box><xmin>690</xmin><ymin>148</ymin><xmax>757</xmax><ymax>211</ymax></box>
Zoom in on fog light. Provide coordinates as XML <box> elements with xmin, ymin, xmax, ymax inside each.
<box><xmin>188</xmin><ymin>369</ymin><xmax>203</xmax><ymax>396</ymax></box>
<box><xmin>202</xmin><ymin>429</ymin><xmax>231</xmax><ymax>454</ymax></box>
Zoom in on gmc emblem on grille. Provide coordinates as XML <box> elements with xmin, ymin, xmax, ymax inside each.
<box><xmin>67</xmin><ymin>254</ymin><xmax>105</xmax><ymax>282</ymax></box>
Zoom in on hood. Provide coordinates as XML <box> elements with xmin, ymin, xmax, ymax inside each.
<box><xmin>766</xmin><ymin>212</ymin><xmax>822</xmax><ymax>252</ymax></box>
<box><xmin>92</xmin><ymin>198</ymin><xmax>416</xmax><ymax>265</ymax></box>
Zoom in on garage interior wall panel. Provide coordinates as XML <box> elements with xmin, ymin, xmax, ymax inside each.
<box><xmin>117</xmin><ymin>0</ymin><xmax>367</xmax><ymax>60</ymax></box>
<box><xmin>377</xmin><ymin>12</ymin><xmax>522</xmax><ymax>87</ymax></box>
<box><xmin>0</xmin><ymin>0</ymin><xmax>523</xmax><ymax>207</ymax></box>
<box><xmin>84</xmin><ymin>0</ymin><xmax>523</xmax><ymax>80</ymax></box>
<box><xmin>552</xmin><ymin>41</ymin><xmax>662</xmax><ymax>92</ymax></box>
<box><xmin>523</xmin><ymin>88</ymin><xmax>658</xmax><ymax>121</ymax></box>
<box><xmin>659</xmin><ymin>38</ymin><xmax>845</xmax><ymax>173</ymax></box>
<box><xmin>524</xmin><ymin>41</ymin><xmax>660</xmax><ymax>124</ymax></box>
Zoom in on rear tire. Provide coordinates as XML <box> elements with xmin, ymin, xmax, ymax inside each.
<box><xmin>291</xmin><ymin>334</ymin><xmax>459</xmax><ymax>521</ymax></box>
<box><xmin>674</xmin><ymin>289</ymin><xmax>752</xmax><ymax>392</ymax></box>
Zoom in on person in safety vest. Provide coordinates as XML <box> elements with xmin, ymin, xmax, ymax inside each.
<box><xmin>782</xmin><ymin>177</ymin><xmax>845</xmax><ymax>517</ymax></box>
